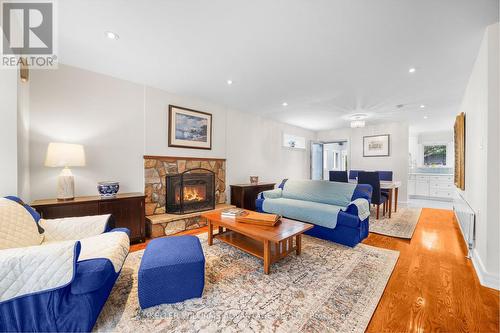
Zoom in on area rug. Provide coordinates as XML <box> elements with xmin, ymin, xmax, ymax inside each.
<box><xmin>94</xmin><ymin>234</ymin><xmax>398</xmax><ymax>333</ymax></box>
<box><xmin>369</xmin><ymin>207</ymin><xmax>422</xmax><ymax>239</ymax></box>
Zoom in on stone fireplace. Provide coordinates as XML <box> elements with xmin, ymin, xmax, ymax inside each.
<box><xmin>166</xmin><ymin>168</ymin><xmax>215</xmax><ymax>214</ymax></box>
<box><xmin>144</xmin><ymin>155</ymin><xmax>230</xmax><ymax>237</ymax></box>
<box><xmin>144</xmin><ymin>155</ymin><xmax>226</xmax><ymax>216</ymax></box>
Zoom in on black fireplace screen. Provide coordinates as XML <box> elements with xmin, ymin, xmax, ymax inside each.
<box><xmin>166</xmin><ymin>168</ymin><xmax>215</xmax><ymax>214</ymax></box>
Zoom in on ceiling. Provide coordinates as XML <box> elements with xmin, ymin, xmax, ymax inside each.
<box><xmin>57</xmin><ymin>0</ymin><xmax>499</xmax><ymax>132</ymax></box>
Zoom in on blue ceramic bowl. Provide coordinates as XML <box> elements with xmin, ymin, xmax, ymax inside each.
<box><xmin>97</xmin><ymin>181</ymin><xmax>120</xmax><ymax>198</ymax></box>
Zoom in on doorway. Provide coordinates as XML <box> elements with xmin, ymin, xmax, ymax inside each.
<box><xmin>311</xmin><ymin>140</ymin><xmax>349</xmax><ymax>180</ymax></box>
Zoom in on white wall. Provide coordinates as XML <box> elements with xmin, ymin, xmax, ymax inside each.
<box><xmin>317</xmin><ymin>122</ymin><xmax>409</xmax><ymax>201</ymax></box>
<box><xmin>29</xmin><ymin>65</ymin><xmax>145</xmax><ymax>200</ymax></box>
<box><xmin>0</xmin><ymin>68</ymin><xmax>18</xmax><ymax>196</ymax></box>
<box><xmin>459</xmin><ymin>23</ymin><xmax>499</xmax><ymax>289</ymax></box>
<box><xmin>226</xmin><ymin>110</ymin><xmax>315</xmax><ymax>186</ymax></box>
<box><xmin>144</xmin><ymin>86</ymin><xmax>226</xmax><ymax>159</ymax></box>
<box><xmin>17</xmin><ymin>76</ymin><xmax>30</xmax><ymax>201</ymax></box>
<box><xmin>28</xmin><ymin>64</ymin><xmax>315</xmax><ymax>201</ymax></box>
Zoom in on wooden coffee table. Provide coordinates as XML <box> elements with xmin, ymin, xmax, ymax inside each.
<box><xmin>201</xmin><ymin>210</ymin><xmax>313</xmax><ymax>274</ymax></box>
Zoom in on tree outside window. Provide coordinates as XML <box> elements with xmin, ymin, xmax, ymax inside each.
<box><xmin>424</xmin><ymin>145</ymin><xmax>447</xmax><ymax>166</ymax></box>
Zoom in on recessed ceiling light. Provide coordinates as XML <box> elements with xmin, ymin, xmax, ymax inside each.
<box><xmin>226</xmin><ymin>79</ymin><xmax>233</xmax><ymax>85</ymax></box>
<box><xmin>423</xmin><ymin>115</ymin><xmax>428</xmax><ymax>119</ymax></box>
<box><xmin>105</xmin><ymin>31</ymin><xmax>119</xmax><ymax>40</ymax></box>
<box><xmin>282</xmin><ymin>102</ymin><xmax>288</xmax><ymax>107</ymax></box>
<box><xmin>420</xmin><ymin>104</ymin><xmax>425</xmax><ymax>109</ymax></box>
<box><xmin>408</xmin><ymin>67</ymin><xmax>416</xmax><ymax>73</ymax></box>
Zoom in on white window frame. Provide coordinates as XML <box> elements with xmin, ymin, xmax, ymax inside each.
<box><xmin>420</xmin><ymin>143</ymin><xmax>449</xmax><ymax>167</ymax></box>
<box><xmin>283</xmin><ymin>133</ymin><xmax>306</xmax><ymax>150</ymax></box>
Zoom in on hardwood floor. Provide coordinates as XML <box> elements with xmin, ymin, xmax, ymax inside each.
<box><xmin>130</xmin><ymin>208</ymin><xmax>499</xmax><ymax>333</ymax></box>
<box><xmin>365</xmin><ymin>208</ymin><xmax>499</xmax><ymax>333</ymax></box>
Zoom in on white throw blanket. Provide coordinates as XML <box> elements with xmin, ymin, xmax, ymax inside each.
<box><xmin>79</xmin><ymin>231</ymin><xmax>130</xmax><ymax>273</ymax></box>
<box><xmin>0</xmin><ymin>198</ymin><xmax>43</xmax><ymax>250</ymax></box>
<box><xmin>345</xmin><ymin>198</ymin><xmax>371</xmax><ymax>221</ymax></box>
<box><xmin>0</xmin><ymin>199</ymin><xmax>129</xmax><ymax>303</ymax></box>
<box><xmin>0</xmin><ymin>240</ymin><xmax>79</xmax><ymax>302</ymax></box>
<box><xmin>40</xmin><ymin>214</ymin><xmax>111</xmax><ymax>242</ymax></box>
<box><xmin>0</xmin><ymin>231</ymin><xmax>129</xmax><ymax>303</ymax></box>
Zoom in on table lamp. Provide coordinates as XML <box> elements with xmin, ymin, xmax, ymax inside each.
<box><xmin>45</xmin><ymin>142</ymin><xmax>86</xmax><ymax>200</ymax></box>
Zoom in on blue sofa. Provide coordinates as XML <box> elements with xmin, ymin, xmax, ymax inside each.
<box><xmin>256</xmin><ymin>180</ymin><xmax>372</xmax><ymax>247</ymax></box>
<box><xmin>0</xmin><ymin>196</ymin><xmax>130</xmax><ymax>332</ymax></box>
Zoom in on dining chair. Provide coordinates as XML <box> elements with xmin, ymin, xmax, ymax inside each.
<box><xmin>348</xmin><ymin>170</ymin><xmax>363</xmax><ymax>180</ymax></box>
<box><xmin>358</xmin><ymin>171</ymin><xmax>387</xmax><ymax>219</ymax></box>
<box><xmin>377</xmin><ymin>171</ymin><xmax>393</xmax><ymax>181</ymax></box>
<box><xmin>329</xmin><ymin>171</ymin><xmax>348</xmax><ymax>183</ymax></box>
<box><xmin>377</xmin><ymin>171</ymin><xmax>393</xmax><ymax>202</ymax></box>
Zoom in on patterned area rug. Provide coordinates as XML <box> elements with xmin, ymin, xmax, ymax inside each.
<box><xmin>94</xmin><ymin>234</ymin><xmax>398</xmax><ymax>333</ymax></box>
<box><xmin>369</xmin><ymin>207</ymin><xmax>422</xmax><ymax>239</ymax></box>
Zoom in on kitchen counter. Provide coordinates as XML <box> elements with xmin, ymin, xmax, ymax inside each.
<box><xmin>409</xmin><ymin>172</ymin><xmax>454</xmax><ymax>176</ymax></box>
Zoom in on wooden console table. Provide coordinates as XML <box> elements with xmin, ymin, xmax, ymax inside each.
<box><xmin>31</xmin><ymin>193</ymin><xmax>145</xmax><ymax>243</ymax></box>
<box><xmin>230</xmin><ymin>183</ymin><xmax>275</xmax><ymax>211</ymax></box>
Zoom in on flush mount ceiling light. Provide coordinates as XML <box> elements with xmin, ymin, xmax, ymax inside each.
<box><xmin>424</xmin><ymin>115</ymin><xmax>429</xmax><ymax>119</ymax></box>
<box><xmin>350</xmin><ymin>120</ymin><xmax>366</xmax><ymax>128</ymax></box>
<box><xmin>105</xmin><ymin>31</ymin><xmax>119</xmax><ymax>40</ymax></box>
<box><xmin>226</xmin><ymin>79</ymin><xmax>233</xmax><ymax>85</ymax></box>
<box><xmin>408</xmin><ymin>67</ymin><xmax>416</xmax><ymax>73</ymax></box>
<box><xmin>282</xmin><ymin>102</ymin><xmax>288</xmax><ymax>107</ymax></box>
<box><xmin>349</xmin><ymin>113</ymin><xmax>368</xmax><ymax>128</ymax></box>
<box><xmin>420</xmin><ymin>104</ymin><xmax>426</xmax><ymax>109</ymax></box>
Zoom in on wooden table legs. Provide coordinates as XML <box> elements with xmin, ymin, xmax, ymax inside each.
<box><xmin>388</xmin><ymin>188</ymin><xmax>393</xmax><ymax>218</ymax></box>
<box><xmin>263</xmin><ymin>240</ymin><xmax>271</xmax><ymax>274</ymax></box>
<box><xmin>208</xmin><ymin>220</ymin><xmax>213</xmax><ymax>246</ymax></box>
<box><xmin>394</xmin><ymin>187</ymin><xmax>399</xmax><ymax>212</ymax></box>
<box><xmin>387</xmin><ymin>187</ymin><xmax>399</xmax><ymax>218</ymax></box>
<box><xmin>296</xmin><ymin>234</ymin><xmax>302</xmax><ymax>255</ymax></box>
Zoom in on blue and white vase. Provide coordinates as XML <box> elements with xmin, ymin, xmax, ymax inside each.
<box><xmin>97</xmin><ymin>181</ymin><xmax>120</xmax><ymax>198</ymax></box>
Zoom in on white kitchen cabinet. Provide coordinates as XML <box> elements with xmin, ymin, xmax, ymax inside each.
<box><xmin>416</xmin><ymin>180</ymin><xmax>430</xmax><ymax>196</ymax></box>
<box><xmin>409</xmin><ymin>173</ymin><xmax>454</xmax><ymax>201</ymax></box>
<box><xmin>408</xmin><ymin>180</ymin><xmax>416</xmax><ymax>195</ymax></box>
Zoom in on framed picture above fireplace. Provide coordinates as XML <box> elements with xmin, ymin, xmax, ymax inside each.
<box><xmin>168</xmin><ymin>105</ymin><xmax>212</xmax><ymax>150</ymax></box>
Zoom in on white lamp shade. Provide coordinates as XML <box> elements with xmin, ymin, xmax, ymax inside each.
<box><xmin>45</xmin><ymin>143</ymin><xmax>86</xmax><ymax>167</ymax></box>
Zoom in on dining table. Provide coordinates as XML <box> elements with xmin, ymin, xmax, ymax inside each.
<box><xmin>349</xmin><ymin>179</ymin><xmax>402</xmax><ymax>218</ymax></box>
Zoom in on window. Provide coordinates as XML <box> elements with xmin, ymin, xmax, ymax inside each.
<box><xmin>283</xmin><ymin>133</ymin><xmax>306</xmax><ymax>149</ymax></box>
<box><xmin>424</xmin><ymin>145</ymin><xmax>447</xmax><ymax>166</ymax></box>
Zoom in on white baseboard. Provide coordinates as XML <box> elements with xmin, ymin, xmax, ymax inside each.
<box><xmin>471</xmin><ymin>249</ymin><xmax>500</xmax><ymax>290</ymax></box>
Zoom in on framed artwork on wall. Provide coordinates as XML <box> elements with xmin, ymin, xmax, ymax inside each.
<box><xmin>454</xmin><ymin>112</ymin><xmax>465</xmax><ymax>190</ymax></box>
<box><xmin>363</xmin><ymin>134</ymin><xmax>390</xmax><ymax>157</ymax></box>
<box><xmin>168</xmin><ymin>105</ymin><xmax>212</xmax><ymax>150</ymax></box>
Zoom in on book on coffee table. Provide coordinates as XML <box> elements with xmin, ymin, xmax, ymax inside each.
<box><xmin>221</xmin><ymin>208</ymin><xmax>246</xmax><ymax>217</ymax></box>
<box><xmin>235</xmin><ymin>211</ymin><xmax>281</xmax><ymax>226</ymax></box>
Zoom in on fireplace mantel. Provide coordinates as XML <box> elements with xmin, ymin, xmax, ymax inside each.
<box><xmin>144</xmin><ymin>155</ymin><xmax>226</xmax><ymax>162</ymax></box>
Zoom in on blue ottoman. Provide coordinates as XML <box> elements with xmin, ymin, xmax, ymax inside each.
<box><xmin>138</xmin><ymin>236</ymin><xmax>205</xmax><ymax>309</ymax></box>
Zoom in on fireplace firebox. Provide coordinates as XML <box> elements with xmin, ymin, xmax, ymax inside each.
<box><xmin>166</xmin><ymin>168</ymin><xmax>215</xmax><ymax>214</ymax></box>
